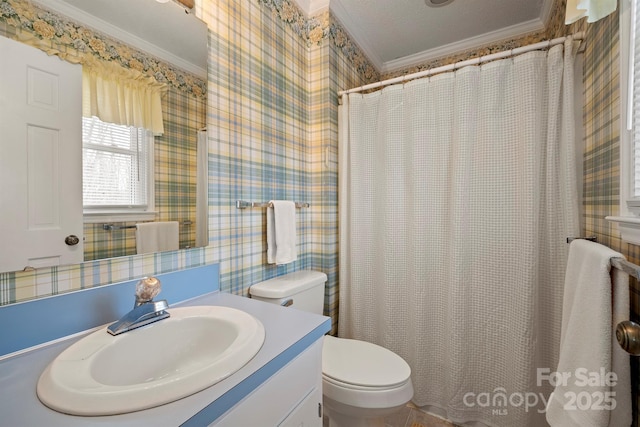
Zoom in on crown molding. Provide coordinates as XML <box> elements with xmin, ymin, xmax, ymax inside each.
<box><xmin>380</xmin><ymin>17</ymin><xmax>545</xmax><ymax>73</ymax></box>
<box><xmin>291</xmin><ymin>0</ymin><xmax>330</xmax><ymax>17</ymax></box>
<box><xmin>540</xmin><ymin>0</ymin><xmax>556</xmax><ymax>28</ymax></box>
<box><xmin>329</xmin><ymin>0</ymin><xmax>384</xmax><ymax>70</ymax></box>
<box><xmin>33</xmin><ymin>0</ymin><xmax>207</xmax><ymax>78</ymax></box>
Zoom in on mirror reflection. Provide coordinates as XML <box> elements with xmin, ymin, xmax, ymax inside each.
<box><xmin>0</xmin><ymin>0</ymin><xmax>208</xmax><ymax>273</ymax></box>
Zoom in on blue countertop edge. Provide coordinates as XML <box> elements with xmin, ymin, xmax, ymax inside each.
<box><xmin>183</xmin><ymin>321</ymin><xmax>330</xmax><ymax>426</ymax></box>
<box><xmin>0</xmin><ymin>264</ymin><xmax>331</xmax><ymax>426</ymax></box>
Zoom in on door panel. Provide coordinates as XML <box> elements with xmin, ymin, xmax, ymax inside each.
<box><xmin>0</xmin><ymin>36</ymin><xmax>83</xmax><ymax>272</ymax></box>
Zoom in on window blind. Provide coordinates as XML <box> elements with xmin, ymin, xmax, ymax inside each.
<box><xmin>82</xmin><ymin>116</ymin><xmax>149</xmax><ymax>208</ymax></box>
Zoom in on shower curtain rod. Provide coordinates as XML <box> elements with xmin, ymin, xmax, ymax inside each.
<box><xmin>338</xmin><ymin>31</ymin><xmax>585</xmax><ymax>97</ymax></box>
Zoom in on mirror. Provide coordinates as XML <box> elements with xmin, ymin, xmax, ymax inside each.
<box><xmin>0</xmin><ymin>0</ymin><xmax>208</xmax><ymax>273</ymax></box>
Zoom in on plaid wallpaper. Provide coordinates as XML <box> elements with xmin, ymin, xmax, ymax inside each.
<box><xmin>200</xmin><ymin>0</ymin><xmax>373</xmax><ymax>333</ymax></box>
<box><xmin>0</xmin><ymin>247</ymin><xmax>215</xmax><ymax>305</ymax></box>
<box><xmin>580</xmin><ymin>9</ymin><xmax>640</xmax><ymax>426</ymax></box>
<box><xmin>205</xmin><ymin>0</ymin><xmax>312</xmax><ymax>296</ymax></box>
<box><xmin>308</xmin><ymin>41</ymin><xmax>371</xmax><ymax>332</ymax></box>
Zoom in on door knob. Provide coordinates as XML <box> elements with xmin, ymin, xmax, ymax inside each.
<box><xmin>616</xmin><ymin>320</ymin><xmax>640</xmax><ymax>356</ymax></box>
<box><xmin>65</xmin><ymin>235</ymin><xmax>80</xmax><ymax>246</ymax></box>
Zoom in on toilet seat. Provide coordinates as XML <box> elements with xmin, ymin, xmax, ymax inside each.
<box><xmin>322</xmin><ymin>373</ymin><xmax>409</xmax><ymax>392</ymax></box>
<box><xmin>322</xmin><ymin>336</ymin><xmax>414</xmax><ymax>411</ymax></box>
<box><xmin>322</xmin><ymin>335</ymin><xmax>411</xmax><ymax>389</ymax></box>
<box><xmin>323</xmin><ymin>376</ymin><xmax>414</xmax><ymax>412</ymax></box>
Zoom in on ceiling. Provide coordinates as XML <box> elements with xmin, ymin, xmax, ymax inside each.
<box><xmin>36</xmin><ymin>0</ymin><xmax>555</xmax><ymax>77</ymax></box>
<box><xmin>294</xmin><ymin>0</ymin><xmax>555</xmax><ymax>74</ymax></box>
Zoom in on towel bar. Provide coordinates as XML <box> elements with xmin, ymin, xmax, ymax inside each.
<box><xmin>102</xmin><ymin>220</ymin><xmax>193</xmax><ymax>231</ymax></box>
<box><xmin>611</xmin><ymin>257</ymin><xmax>640</xmax><ymax>280</ymax></box>
<box><xmin>566</xmin><ymin>237</ymin><xmax>640</xmax><ymax>356</ymax></box>
<box><xmin>566</xmin><ymin>237</ymin><xmax>640</xmax><ymax>280</ymax></box>
<box><xmin>102</xmin><ymin>224</ymin><xmax>137</xmax><ymax>231</ymax></box>
<box><xmin>235</xmin><ymin>200</ymin><xmax>310</xmax><ymax>209</ymax></box>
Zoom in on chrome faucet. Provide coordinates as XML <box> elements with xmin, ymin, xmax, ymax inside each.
<box><xmin>107</xmin><ymin>277</ymin><xmax>170</xmax><ymax>336</ymax></box>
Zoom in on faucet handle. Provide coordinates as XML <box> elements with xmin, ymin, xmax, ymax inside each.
<box><xmin>135</xmin><ymin>276</ymin><xmax>161</xmax><ymax>306</ymax></box>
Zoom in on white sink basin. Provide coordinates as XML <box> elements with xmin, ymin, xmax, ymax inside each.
<box><xmin>37</xmin><ymin>305</ymin><xmax>265</xmax><ymax>416</ymax></box>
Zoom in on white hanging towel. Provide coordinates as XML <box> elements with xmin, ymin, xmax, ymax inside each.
<box><xmin>266</xmin><ymin>200</ymin><xmax>297</xmax><ymax>265</ymax></box>
<box><xmin>545</xmin><ymin>239</ymin><xmax>631</xmax><ymax>427</ymax></box>
<box><xmin>135</xmin><ymin>221</ymin><xmax>179</xmax><ymax>254</ymax></box>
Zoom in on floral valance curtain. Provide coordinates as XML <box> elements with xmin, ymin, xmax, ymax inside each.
<box><xmin>82</xmin><ymin>59</ymin><xmax>166</xmax><ymax>135</ymax></box>
<box><xmin>13</xmin><ymin>32</ymin><xmax>166</xmax><ymax>135</ymax></box>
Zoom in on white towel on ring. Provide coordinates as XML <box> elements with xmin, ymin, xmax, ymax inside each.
<box><xmin>545</xmin><ymin>239</ymin><xmax>631</xmax><ymax>427</ymax></box>
<box><xmin>266</xmin><ymin>200</ymin><xmax>297</xmax><ymax>265</ymax></box>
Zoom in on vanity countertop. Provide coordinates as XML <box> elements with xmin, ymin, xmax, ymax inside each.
<box><xmin>0</xmin><ymin>291</ymin><xmax>331</xmax><ymax>426</ymax></box>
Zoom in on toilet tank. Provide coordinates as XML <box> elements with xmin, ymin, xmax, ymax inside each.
<box><xmin>249</xmin><ymin>270</ymin><xmax>327</xmax><ymax>315</ymax></box>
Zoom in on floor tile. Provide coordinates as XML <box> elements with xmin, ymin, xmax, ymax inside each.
<box><xmin>323</xmin><ymin>403</ymin><xmax>458</xmax><ymax>427</ymax></box>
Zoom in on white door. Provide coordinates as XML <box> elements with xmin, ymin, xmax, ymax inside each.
<box><xmin>0</xmin><ymin>36</ymin><xmax>83</xmax><ymax>272</ymax></box>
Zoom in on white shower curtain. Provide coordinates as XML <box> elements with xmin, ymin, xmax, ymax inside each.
<box><xmin>338</xmin><ymin>41</ymin><xmax>580</xmax><ymax>427</ymax></box>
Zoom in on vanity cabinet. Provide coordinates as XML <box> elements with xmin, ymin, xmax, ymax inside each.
<box><xmin>0</xmin><ymin>267</ymin><xmax>331</xmax><ymax>427</ymax></box>
<box><xmin>212</xmin><ymin>339</ymin><xmax>323</xmax><ymax>426</ymax></box>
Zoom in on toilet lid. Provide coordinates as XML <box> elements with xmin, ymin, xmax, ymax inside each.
<box><xmin>322</xmin><ymin>336</ymin><xmax>411</xmax><ymax>388</ymax></box>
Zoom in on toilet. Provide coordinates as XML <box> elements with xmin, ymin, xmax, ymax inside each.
<box><xmin>249</xmin><ymin>270</ymin><xmax>414</xmax><ymax>427</ymax></box>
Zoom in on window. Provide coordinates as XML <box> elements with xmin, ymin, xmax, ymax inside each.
<box><xmin>619</xmin><ymin>0</ymin><xmax>640</xmax><ymax>212</ymax></box>
<box><xmin>629</xmin><ymin>0</ymin><xmax>640</xmax><ymax>203</ymax></box>
<box><xmin>82</xmin><ymin>116</ymin><xmax>155</xmax><ymax>220</ymax></box>
<box><xmin>607</xmin><ymin>0</ymin><xmax>640</xmax><ymax>242</ymax></box>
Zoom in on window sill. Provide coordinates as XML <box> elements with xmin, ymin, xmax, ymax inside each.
<box><xmin>84</xmin><ymin>211</ymin><xmax>158</xmax><ymax>224</ymax></box>
<box><xmin>605</xmin><ymin>216</ymin><xmax>640</xmax><ymax>245</ymax></box>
